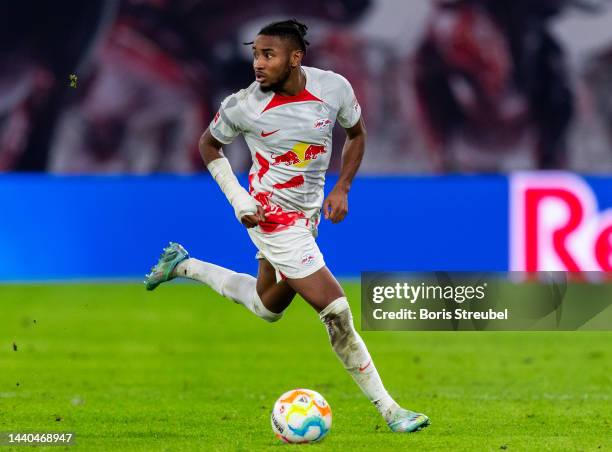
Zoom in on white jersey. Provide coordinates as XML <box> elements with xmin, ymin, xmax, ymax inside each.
<box><xmin>209</xmin><ymin>66</ymin><xmax>361</xmax><ymax>233</ymax></box>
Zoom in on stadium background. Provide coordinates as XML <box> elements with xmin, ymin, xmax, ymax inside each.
<box><xmin>1</xmin><ymin>1</ymin><xmax>610</xmax><ymax>450</ymax></box>
<box><xmin>2</xmin><ymin>0</ymin><xmax>612</xmax><ymax>278</ymax></box>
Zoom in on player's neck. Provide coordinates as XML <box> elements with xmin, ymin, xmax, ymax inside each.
<box><xmin>275</xmin><ymin>67</ymin><xmax>306</xmax><ymax>97</ymax></box>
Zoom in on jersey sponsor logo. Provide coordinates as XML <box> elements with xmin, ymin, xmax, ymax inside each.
<box><xmin>261</xmin><ymin>129</ymin><xmax>280</xmax><ymax>137</ymax></box>
<box><xmin>273</xmin><ymin>151</ymin><xmax>300</xmax><ymax>166</ymax></box>
<box><xmin>314</xmin><ymin>118</ymin><xmax>332</xmax><ymax>130</ymax></box>
<box><xmin>304</xmin><ymin>145</ymin><xmax>326</xmax><ymax>160</ymax></box>
<box><xmin>271</xmin><ymin>143</ymin><xmax>327</xmax><ymax>168</ymax></box>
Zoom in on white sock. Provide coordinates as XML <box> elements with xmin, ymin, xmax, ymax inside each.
<box><xmin>174</xmin><ymin>258</ymin><xmax>282</xmax><ymax>322</ymax></box>
<box><xmin>319</xmin><ymin>297</ymin><xmax>399</xmax><ymax>421</ymax></box>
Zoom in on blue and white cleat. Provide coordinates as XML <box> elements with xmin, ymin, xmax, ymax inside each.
<box><xmin>387</xmin><ymin>408</ymin><xmax>430</xmax><ymax>433</ymax></box>
<box><xmin>144</xmin><ymin>242</ymin><xmax>189</xmax><ymax>291</ymax></box>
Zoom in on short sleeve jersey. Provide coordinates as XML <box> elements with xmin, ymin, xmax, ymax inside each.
<box><xmin>209</xmin><ymin>66</ymin><xmax>361</xmax><ymax>233</ymax></box>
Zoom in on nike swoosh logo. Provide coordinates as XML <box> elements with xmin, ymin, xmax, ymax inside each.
<box><xmin>359</xmin><ymin>360</ymin><xmax>372</xmax><ymax>372</ymax></box>
<box><xmin>261</xmin><ymin>129</ymin><xmax>280</xmax><ymax>137</ymax></box>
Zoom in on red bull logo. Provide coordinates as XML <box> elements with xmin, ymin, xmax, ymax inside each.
<box><xmin>272</xmin><ymin>151</ymin><xmax>300</xmax><ymax>166</ymax></box>
<box><xmin>272</xmin><ymin>143</ymin><xmax>327</xmax><ymax>168</ymax></box>
<box><xmin>510</xmin><ymin>172</ymin><xmax>612</xmax><ymax>272</ymax></box>
<box><xmin>305</xmin><ymin>145</ymin><xmax>326</xmax><ymax>160</ymax></box>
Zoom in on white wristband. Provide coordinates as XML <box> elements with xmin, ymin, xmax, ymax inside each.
<box><xmin>207</xmin><ymin>157</ymin><xmax>258</xmax><ymax>222</ymax></box>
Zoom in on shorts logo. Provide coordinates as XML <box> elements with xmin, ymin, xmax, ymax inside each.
<box><xmin>314</xmin><ymin>118</ymin><xmax>332</xmax><ymax>131</ymax></box>
<box><xmin>301</xmin><ymin>253</ymin><xmax>316</xmax><ymax>266</ymax></box>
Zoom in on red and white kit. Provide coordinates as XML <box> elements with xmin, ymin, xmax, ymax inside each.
<box><xmin>209</xmin><ymin>66</ymin><xmax>361</xmax><ymax>278</ymax></box>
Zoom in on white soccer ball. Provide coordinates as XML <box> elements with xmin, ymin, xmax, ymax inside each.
<box><xmin>271</xmin><ymin>388</ymin><xmax>332</xmax><ymax>443</ymax></box>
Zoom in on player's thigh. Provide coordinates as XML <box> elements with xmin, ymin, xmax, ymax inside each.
<box><xmin>256</xmin><ymin>258</ymin><xmax>296</xmax><ymax>308</ymax></box>
<box><xmin>256</xmin><ymin>257</ymin><xmax>278</xmax><ymax>294</ymax></box>
<box><xmin>286</xmin><ymin>266</ymin><xmax>345</xmax><ymax>313</ymax></box>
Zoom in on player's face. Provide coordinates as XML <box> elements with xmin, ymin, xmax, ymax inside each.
<box><xmin>252</xmin><ymin>35</ymin><xmax>297</xmax><ymax>92</ymax></box>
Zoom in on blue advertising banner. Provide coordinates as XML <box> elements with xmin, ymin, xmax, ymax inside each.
<box><xmin>0</xmin><ymin>174</ymin><xmax>510</xmax><ymax>281</ymax></box>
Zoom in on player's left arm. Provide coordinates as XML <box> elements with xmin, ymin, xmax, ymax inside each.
<box><xmin>323</xmin><ymin>116</ymin><xmax>366</xmax><ymax>223</ymax></box>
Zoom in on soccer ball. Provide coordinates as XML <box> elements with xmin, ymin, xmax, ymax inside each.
<box><xmin>271</xmin><ymin>388</ymin><xmax>332</xmax><ymax>443</ymax></box>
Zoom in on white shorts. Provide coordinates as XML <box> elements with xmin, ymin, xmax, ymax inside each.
<box><xmin>247</xmin><ymin>225</ymin><xmax>325</xmax><ymax>280</ymax></box>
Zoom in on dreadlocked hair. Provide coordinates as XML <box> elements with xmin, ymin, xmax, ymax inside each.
<box><xmin>245</xmin><ymin>19</ymin><xmax>310</xmax><ymax>53</ymax></box>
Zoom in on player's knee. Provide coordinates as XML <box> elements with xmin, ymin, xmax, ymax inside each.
<box><xmin>319</xmin><ymin>297</ymin><xmax>367</xmax><ymax>370</ymax></box>
<box><xmin>253</xmin><ymin>288</ymin><xmax>284</xmax><ymax>323</ymax></box>
<box><xmin>262</xmin><ymin>310</ymin><xmax>283</xmax><ymax>323</ymax></box>
<box><xmin>319</xmin><ymin>297</ymin><xmax>355</xmax><ymax>342</ymax></box>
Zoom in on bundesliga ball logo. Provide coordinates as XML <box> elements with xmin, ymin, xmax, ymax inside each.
<box><xmin>271</xmin><ymin>389</ymin><xmax>332</xmax><ymax>443</ymax></box>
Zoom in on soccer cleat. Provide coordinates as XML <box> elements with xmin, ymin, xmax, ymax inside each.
<box><xmin>387</xmin><ymin>408</ymin><xmax>430</xmax><ymax>433</ymax></box>
<box><xmin>144</xmin><ymin>242</ymin><xmax>189</xmax><ymax>291</ymax></box>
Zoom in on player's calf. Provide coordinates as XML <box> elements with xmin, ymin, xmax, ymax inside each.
<box><xmin>172</xmin><ymin>255</ymin><xmax>283</xmax><ymax>323</ymax></box>
<box><xmin>319</xmin><ymin>297</ymin><xmax>430</xmax><ymax>432</ymax></box>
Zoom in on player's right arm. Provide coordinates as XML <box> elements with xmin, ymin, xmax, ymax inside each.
<box><xmin>199</xmin><ymin>124</ymin><xmax>264</xmax><ymax>229</ymax></box>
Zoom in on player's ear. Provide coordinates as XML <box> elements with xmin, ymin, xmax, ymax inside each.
<box><xmin>291</xmin><ymin>50</ymin><xmax>303</xmax><ymax>68</ymax></box>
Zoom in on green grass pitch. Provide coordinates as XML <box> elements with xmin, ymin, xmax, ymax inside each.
<box><xmin>1</xmin><ymin>283</ymin><xmax>610</xmax><ymax>451</ymax></box>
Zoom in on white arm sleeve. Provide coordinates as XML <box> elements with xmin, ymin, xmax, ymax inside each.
<box><xmin>336</xmin><ymin>75</ymin><xmax>361</xmax><ymax>129</ymax></box>
<box><xmin>207</xmin><ymin>157</ymin><xmax>258</xmax><ymax>223</ymax></box>
<box><xmin>209</xmin><ymin>95</ymin><xmax>241</xmax><ymax>144</ymax></box>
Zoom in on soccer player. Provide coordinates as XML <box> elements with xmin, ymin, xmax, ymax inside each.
<box><xmin>144</xmin><ymin>19</ymin><xmax>430</xmax><ymax>433</ymax></box>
